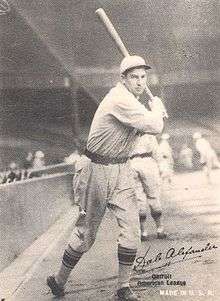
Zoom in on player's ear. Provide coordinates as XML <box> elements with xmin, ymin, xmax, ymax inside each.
<box><xmin>120</xmin><ymin>73</ymin><xmax>126</xmax><ymax>84</ymax></box>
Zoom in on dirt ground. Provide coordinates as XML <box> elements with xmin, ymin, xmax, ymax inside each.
<box><xmin>6</xmin><ymin>169</ymin><xmax>220</xmax><ymax>301</ymax></box>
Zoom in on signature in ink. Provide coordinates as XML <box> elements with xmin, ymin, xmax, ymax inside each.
<box><xmin>134</xmin><ymin>242</ymin><xmax>218</xmax><ymax>273</ymax></box>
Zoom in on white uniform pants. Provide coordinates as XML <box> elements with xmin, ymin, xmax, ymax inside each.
<box><xmin>130</xmin><ymin>156</ymin><xmax>162</xmax><ymax>215</ymax></box>
<box><xmin>70</xmin><ymin>157</ymin><xmax>141</xmax><ymax>253</ymax></box>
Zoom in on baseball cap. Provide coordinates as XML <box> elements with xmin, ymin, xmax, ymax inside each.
<box><xmin>120</xmin><ymin>55</ymin><xmax>151</xmax><ymax>74</ymax></box>
<box><xmin>9</xmin><ymin>162</ymin><xmax>17</xmax><ymax>170</ymax></box>
<box><xmin>35</xmin><ymin>150</ymin><xmax>45</xmax><ymax>158</ymax></box>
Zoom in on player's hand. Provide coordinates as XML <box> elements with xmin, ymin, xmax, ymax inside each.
<box><xmin>149</xmin><ymin>96</ymin><xmax>168</xmax><ymax>118</ymax></box>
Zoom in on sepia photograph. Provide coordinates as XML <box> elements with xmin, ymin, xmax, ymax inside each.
<box><xmin>0</xmin><ymin>1</ymin><xmax>219</xmax><ymax>300</ymax></box>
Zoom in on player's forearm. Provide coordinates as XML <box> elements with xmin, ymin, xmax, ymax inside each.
<box><xmin>137</xmin><ymin>112</ymin><xmax>164</xmax><ymax>134</ymax></box>
<box><xmin>113</xmin><ymin>108</ymin><xmax>164</xmax><ymax>134</ymax></box>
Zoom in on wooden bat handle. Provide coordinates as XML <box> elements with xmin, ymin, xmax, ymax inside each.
<box><xmin>95</xmin><ymin>8</ymin><xmax>129</xmax><ymax>57</ymax></box>
<box><xmin>145</xmin><ymin>85</ymin><xmax>154</xmax><ymax>100</ymax></box>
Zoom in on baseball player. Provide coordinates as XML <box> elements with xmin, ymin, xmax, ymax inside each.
<box><xmin>130</xmin><ymin>133</ymin><xmax>167</xmax><ymax>241</ymax></box>
<box><xmin>178</xmin><ymin>143</ymin><xmax>193</xmax><ymax>170</ymax></box>
<box><xmin>47</xmin><ymin>55</ymin><xmax>165</xmax><ymax>300</ymax></box>
<box><xmin>193</xmin><ymin>132</ymin><xmax>220</xmax><ymax>183</ymax></box>
<box><xmin>33</xmin><ymin>150</ymin><xmax>45</xmax><ymax>169</ymax></box>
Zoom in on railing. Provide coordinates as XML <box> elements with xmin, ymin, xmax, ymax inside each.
<box><xmin>28</xmin><ymin>162</ymin><xmax>75</xmax><ymax>178</ymax></box>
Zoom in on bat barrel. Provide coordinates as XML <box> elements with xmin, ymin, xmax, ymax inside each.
<box><xmin>95</xmin><ymin>8</ymin><xmax>130</xmax><ymax>57</ymax></box>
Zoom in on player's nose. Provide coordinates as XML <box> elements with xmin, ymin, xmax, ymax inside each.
<box><xmin>136</xmin><ymin>78</ymin><xmax>141</xmax><ymax>86</ymax></box>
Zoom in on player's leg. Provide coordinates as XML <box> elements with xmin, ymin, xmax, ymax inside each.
<box><xmin>47</xmin><ymin>162</ymin><xmax>108</xmax><ymax>296</ymax></box>
<box><xmin>211</xmin><ymin>150</ymin><xmax>220</xmax><ymax>168</ymax></box>
<box><xmin>133</xmin><ymin>166</ymin><xmax>149</xmax><ymax>238</ymax></box>
<box><xmin>200</xmin><ymin>154</ymin><xmax>211</xmax><ymax>183</ymax></box>
<box><xmin>108</xmin><ymin>201</ymin><xmax>140</xmax><ymax>300</ymax></box>
<box><xmin>140</xmin><ymin>158</ymin><xmax>167</xmax><ymax>238</ymax></box>
<box><xmin>110</xmin><ymin>164</ymin><xmax>141</xmax><ymax>300</ymax></box>
<box><xmin>139</xmin><ymin>211</ymin><xmax>148</xmax><ymax>240</ymax></box>
<box><xmin>148</xmin><ymin>203</ymin><xmax>166</xmax><ymax>239</ymax></box>
<box><xmin>130</xmin><ymin>158</ymin><xmax>148</xmax><ymax>240</ymax></box>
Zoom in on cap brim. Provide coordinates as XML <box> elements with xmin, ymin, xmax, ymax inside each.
<box><xmin>122</xmin><ymin>64</ymin><xmax>151</xmax><ymax>74</ymax></box>
<box><xmin>143</xmin><ymin>65</ymin><xmax>151</xmax><ymax>70</ymax></box>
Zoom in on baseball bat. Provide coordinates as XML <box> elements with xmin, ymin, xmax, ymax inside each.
<box><xmin>95</xmin><ymin>8</ymin><xmax>168</xmax><ymax>117</ymax></box>
<box><xmin>95</xmin><ymin>8</ymin><xmax>129</xmax><ymax>57</ymax></box>
<box><xmin>95</xmin><ymin>8</ymin><xmax>154</xmax><ymax>98</ymax></box>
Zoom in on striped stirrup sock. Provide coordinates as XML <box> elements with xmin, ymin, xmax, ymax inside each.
<box><xmin>62</xmin><ymin>244</ymin><xmax>82</xmax><ymax>269</ymax></box>
<box><xmin>56</xmin><ymin>244</ymin><xmax>83</xmax><ymax>287</ymax></box>
<box><xmin>118</xmin><ymin>245</ymin><xmax>137</xmax><ymax>266</ymax></box>
<box><xmin>118</xmin><ymin>245</ymin><xmax>137</xmax><ymax>288</ymax></box>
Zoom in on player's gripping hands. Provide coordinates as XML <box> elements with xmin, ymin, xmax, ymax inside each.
<box><xmin>149</xmin><ymin>96</ymin><xmax>168</xmax><ymax>119</ymax></box>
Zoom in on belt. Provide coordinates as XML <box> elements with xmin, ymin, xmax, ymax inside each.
<box><xmin>130</xmin><ymin>152</ymin><xmax>153</xmax><ymax>160</ymax></box>
<box><xmin>84</xmin><ymin>149</ymin><xmax>128</xmax><ymax>165</ymax></box>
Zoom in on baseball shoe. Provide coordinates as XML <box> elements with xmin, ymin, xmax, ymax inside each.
<box><xmin>141</xmin><ymin>234</ymin><xmax>149</xmax><ymax>241</ymax></box>
<box><xmin>156</xmin><ymin>226</ymin><xmax>168</xmax><ymax>239</ymax></box>
<box><xmin>157</xmin><ymin>231</ymin><xmax>168</xmax><ymax>239</ymax></box>
<box><xmin>46</xmin><ymin>275</ymin><xmax>65</xmax><ymax>297</ymax></box>
<box><xmin>141</xmin><ymin>231</ymin><xmax>149</xmax><ymax>241</ymax></box>
<box><xmin>116</xmin><ymin>286</ymin><xmax>139</xmax><ymax>300</ymax></box>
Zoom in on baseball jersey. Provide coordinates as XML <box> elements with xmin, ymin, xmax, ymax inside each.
<box><xmin>130</xmin><ymin>133</ymin><xmax>159</xmax><ymax>157</ymax></box>
<box><xmin>87</xmin><ymin>82</ymin><xmax>164</xmax><ymax>158</ymax></box>
<box><xmin>195</xmin><ymin>138</ymin><xmax>215</xmax><ymax>163</ymax></box>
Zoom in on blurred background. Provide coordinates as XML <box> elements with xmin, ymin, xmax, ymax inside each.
<box><xmin>0</xmin><ymin>0</ymin><xmax>219</xmax><ymax>169</ymax></box>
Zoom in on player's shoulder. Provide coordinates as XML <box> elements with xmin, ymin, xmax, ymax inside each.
<box><xmin>100</xmin><ymin>82</ymin><xmax>142</xmax><ymax>114</ymax></box>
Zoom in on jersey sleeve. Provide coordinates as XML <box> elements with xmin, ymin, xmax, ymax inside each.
<box><xmin>111</xmin><ymin>97</ymin><xmax>164</xmax><ymax>134</ymax></box>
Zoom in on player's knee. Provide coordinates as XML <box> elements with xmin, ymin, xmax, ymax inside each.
<box><xmin>129</xmin><ymin>228</ymin><xmax>141</xmax><ymax>248</ymax></box>
<box><xmin>119</xmin><ymin>226</ymin><xmax>141</xmax><ymax>249</ymax></box>
<box><xmin>150</xmin><ymin>206</ymin><xmax>162</xmax><ymax>219</ymax></box>
<box><xmin>68</xmin><ymin>226</ymin><xmax>96</xmax><ymax>253</ymax></box>
<box><xmin>126</xmin><ymin>237</ymin><xmax>141</xmax><ymax>249</ymax></box>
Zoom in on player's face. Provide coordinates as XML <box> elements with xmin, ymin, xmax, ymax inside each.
<box><xmin>122</xmin><ymin>68</ymin><xmax>147</xmax><ymax>97</ymax></box>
